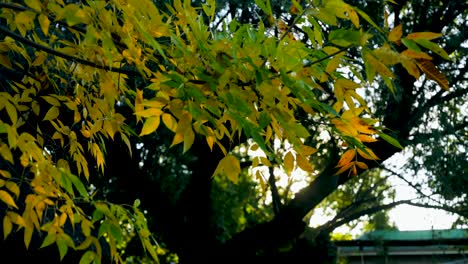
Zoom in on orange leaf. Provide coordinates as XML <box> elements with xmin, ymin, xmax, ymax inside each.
<box><xmin>337</xmin><ymin>149</ymin><xmax>356</xmax><ymax>167</ymax></box>
<box><xmin>401</xmin><ymin>59</ymin><xmax>421</xmax><ymax>79</ymax></box>
<box><xmin>401</xmin><ymin>49</ymin><xmax>433</xmax><ymax>60</ymax></box>
<box><xmin>357</xmin><ymin>134</ymin><xmax>378</xmax><ymax>143</ymax></box>
<box><xmin>388</xmin><ymin>24</ymin><xmax>402</xmax><ymax>42</ymax></box>
<box><xmin>355</xmin><ymin>161</ymin><xmax>368</xmax><ymax>169</ymax></box>
<box><xmin>335</xmin><ymin>162</ymin><xmax>354</xmax><ymax>175</ymax></box>
<box><xmin>406</xmin><ymin>32</ymin><xmax>442</xmax><ymax>40</ymax></box>
<box><xmin>357</xmin><ymin>147</ymin><xmax>380</xmax><ymax>160</ymax></box>
<box><xmin>416</xmin><ymin>59</ymin><xmax>449</xmax><ymax>90</ymax></box>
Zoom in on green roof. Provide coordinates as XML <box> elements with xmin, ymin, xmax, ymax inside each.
<box><xmin>358</xmin><ymin>229</ymin><xmax>468</xmax><ymax>241</ymax></box>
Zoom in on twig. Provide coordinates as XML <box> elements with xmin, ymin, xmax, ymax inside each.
<box><xmin>0</xmin><ymin>25</ymin><xmax>140</xmax><ymax>76</ymax></box>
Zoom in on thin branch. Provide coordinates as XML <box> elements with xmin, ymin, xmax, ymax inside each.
<box><xmin>405</xmin><ymin>201</ymin><xmax>466</xmax><ymax>217</ymax></box>
<box><xmin>408</xmin><ymin>120</ymin><xmax>468</xmax><ymax>144</ymax></box>
<box><xmin>382</xmin><ymin>167</ymin><xmax>439</xmax><ymax>203</ymax></box>
<box><xmin>409</xmin><ymin>87</ymin><xmax>468</xmax><ymax>128</ymax></box>
<box><xmin>212</xmin><ymin>11</ymin><xmax>230</xmax><ymax>31</ymax></box>
<box><xmin>0</xmin><ymin>25</ymin><xmax>140</xmax><ymax>76</ymax></box>
<box><xmin>303</xmin><ymin>45</ymin><xmax>351</xmax><ymax>68</ymax></box>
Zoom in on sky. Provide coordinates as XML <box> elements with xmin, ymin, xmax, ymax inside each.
<box><xmin>307</xmin><ymin>151</ymin><xmax>461</xmax><ymax>237</ymax></box>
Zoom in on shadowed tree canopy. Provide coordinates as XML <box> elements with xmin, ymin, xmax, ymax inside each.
<box><xmin>0</xmin><ymin>0</ymin><xmax>466</xmax><ymax>263</ymax></box>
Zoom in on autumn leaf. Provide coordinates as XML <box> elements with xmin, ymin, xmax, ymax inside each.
<box><xmin>140</xmin><ymin>116</ymin><xmax>160</xmax><ymax>136</ymax></box>
<box><xmin>406</xmin><ymin>32</ymin><xmax>442</xmax><ymax>40</ymax></box>
<box><xmin>213</xmin><ymin>155</ymin><xmax>241</xmax><ymax>184</ymax></box>
<box><xmin>357</xmin><ymin>147</ymin><xmax>380</xmax><ymax>160</ymax></box>
<box><xmin>416</xmin><ymin>59</ymin><xmax>449</xmax><ymax>90</ymax></box>
<box><xmin>284</xmin><ymin>151</ymin><xmax>295</xmax><ymax>175</ymax></box>
<box><xmin>388</xmin><ymin>24</ymin><xmax>403</xmax><ymax>43</ymax></box>
<box><xmin>0</xmin><ymin>190</ymin><xmax>18</xmax><ymax>209</ymax></box>
<box><xmin>337</xmin><ymin>149</ymin><xmax>356</xmax><ymax>167</ymax></box>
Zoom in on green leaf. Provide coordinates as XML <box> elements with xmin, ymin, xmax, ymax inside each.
<box><xmin>41</xmin><ymin>233</ymin><xmax>57</xmax><ymax>248</ymax></box>
<box><xmin>79</xmin><ymin>251</ymin><xmax>96</xmax><ymax>264</ymax></box>
<box><xmin>401</xmin><ymin>38</ymin><xmax>421</xmax><ymax>52</ymax></box>
<box><xmin>329</xmin><ymin>29</ymin><xmax>360</xmax><ymax>47</ymax></box>
<box><xmin>355</xmin><ymin>7</ymin><xmax>384</xmax><ymax>34</ymax></box>
<box><xmin>379</xmin><ymin>132</ymin><xmax>404</xmax><ymax>149</ymax></box>
<box><xmin>413</xmin><ymin>38</ymin><xmax>450</xmax><ymax>60</ymax></box>
<box><xmin>109</xmin><ymin>224</ymin><xmax>123</xmax><ymax>243</ymax></box>
<box><xmin>56</xmin><ymin>238</ymin><xmax>69</xmax><ymax>260</ymax></box>
<box><xmin>68</xmin><ymin>173</ymin><xmax>89</xmax><ymax>198</ymax></box>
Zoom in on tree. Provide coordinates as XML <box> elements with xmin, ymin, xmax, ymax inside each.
<box><xmin>0</xmin><ymin>0</ymin><xmax>466</xmax><ymax>263</ymax></box>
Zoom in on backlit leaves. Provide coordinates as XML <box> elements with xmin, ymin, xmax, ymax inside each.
<box><xmin>214</xmin><ymin>155</ymin><xmax>241</xmax><ymax>184</ymax></box>
<box><xmin>0</xmin><ymin>0</ymin><xmax>451</xmax><ymax>262</ymax></box>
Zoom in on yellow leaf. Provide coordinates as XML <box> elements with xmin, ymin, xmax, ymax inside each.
<box><xmin>357</xmin><ymin>134</ymin><xmax>378</xmax><ymax>143</ymax></box>
<box><xmin>406</xmin><ymin>32</ymin><xmax>442</xmax><ymax>40</ymax></box>
<box><xmin>183</xmin><ymin>127</ymin><xmax>195</xmax><ymax>153</ymax></box>
<box><xmin>349</xmin><ymin>116</ymin><xmax>375</xmax><ymax>135</ymax></box>
<box><xmin>7</xmin><ymin>211</ymin><xmax>25</xmax><ymax>227</ymax></box>
<box><xmin>135</xmin><ymin>108</ymin><xmax>163</xmax><ymax>118</ymax></box>
<box><xmin>135</xmin><ymin>89</ymin><xmax>144</xmax><ymax>123</ymax></box>
<box><xmin>284</xmin><ymin>151</ymin><xmax>295</xmax><ymax>175</ymax></box>
<box><xmin>24</xmin><ymin>224</ymin><xmax>33</xmax><ymax>249</ymax></box>
<box><xmin>3</xmin><ymin>216</ymin><xmax>12</xmax><ymax>239</ymax></box>
<box><xmin>140</xmin><ymin>116</ymin><xmax>160</xmax><ymax>136</ymax></box>
<box><xmin>171</xmin><ymin>133</ymin><xmax>184</xmax><ymax>147</ymax></box>
<box><xmin>348</xmin><ymin>8</ymin><xmax>359</xmax><ymax>28</ymax></box>
<box><xmin>5</xmin><ymin>102</ymin><xmax>17</xmax><ymax>125</ymax></box>
<box><xmin>0</xmin><ymin>143</ymin><xmax>14</xmax><ymax>163</ymax></box>
<box><xmin>213</xmin><ymin>155</ymin><xmax>241</xmax><ymax>184</ymax></box>
<box><xmin>256</xmin><ymin>170</ymin><xmax>267</xmax><ymax>191</ymax></box>
<box><xmin>0</xmin><ymin>190</ymin><xmax>18</xmax><ymax>209</ymax></box>
<box><xmin>388</xmin><ymin>24</ymin><xmax>402</xmax><ymax>42</ymax></box>
<box><xmin>25</xmin><ymin>0</ymin><xmax>42</xmax><ymax>11</ymax></box>
<box><xmin>357</xmin><ymin>147</ymin><xmax>380</xmax><ymax>160</ymax></box>
<box><xmin>43</xmin><ymin>106</ymin><xmax>59</xmax><ymax>121</ymax></box>
<box><xmin>5</xmin><ymin>182</ymin><xmax>19</xmax><ymax>198</ymax></box>
<box><xmin>337</xmin><ymin>149</ymin><xmax>356</xmax><ymax>167</ymax></box>
<box><xmin>363</xmin><ymin>51</ymin><xmax>394</xmax><ymax>78</ymax></box>
<box><xmin>416</xmin><ymin>59</ymin><xmax>449</xmax><ymax>90</ymax></box>
<box><xmin>42</xmin><ymin>96</ymin><xmax>61</xmax><ymax>106</ymax></box>
<box><xmin>260</xmin><ymin>157</ymin><xmax>272</xmax><ymax>167</ymax></box>
<box><xmin>0</xmin><ymin>170</ymin><xmax>11</xmax><ymax>178</ymax></box>
<box><xmin>38</xmin><ymin>14</ymin><xmax>50</xmax><ymax>36</ymax></box>
<box><xmin>206</xmin><ymin>136</ymin><xmax>215</xmax><ymax>151</ymax></box>
<box><xmin>298</xmin><ymin>144</ymin><xmax>318</xmax><ymax>156</ymax></box>
<box><xmin>162</xmin><ymin>113</ymin><xmax>177</xmax><ymax>132</ymax></box>
<box><xmin>296</xmin><ymin>154</ymin><xmax>314</xmax><ymax>172</ymax></box>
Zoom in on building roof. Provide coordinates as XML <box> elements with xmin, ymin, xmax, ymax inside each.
<box><xmin>357</xmin><ymin>229</ymin><xmax>468</xmax><ymax>241</ymax></box>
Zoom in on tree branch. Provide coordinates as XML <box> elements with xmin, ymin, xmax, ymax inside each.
<box><xmin>409</xmin><ymin>88</ymin><xmax>468</xmax><ymax>129</ymax></box>
<box><xmin>0</xmin><ymin>25</ymin><xmax>140</xmax><ymax>76</ymax></box>
<box><xmin>408</xmin><ymin>120</ymin><xmax>468</xmax><ymax>144</ymax></box>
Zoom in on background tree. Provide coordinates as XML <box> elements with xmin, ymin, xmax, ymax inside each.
<box><xmin>0</xmin><ymin>0</ymin><xmax>466</xmax><ymax>263</ymax></box>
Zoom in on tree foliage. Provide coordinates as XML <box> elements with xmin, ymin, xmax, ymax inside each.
<box><xmin>0</xmin><ymin>0</ymin><xmax>464</xmax><ymax>262</ymax></box>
